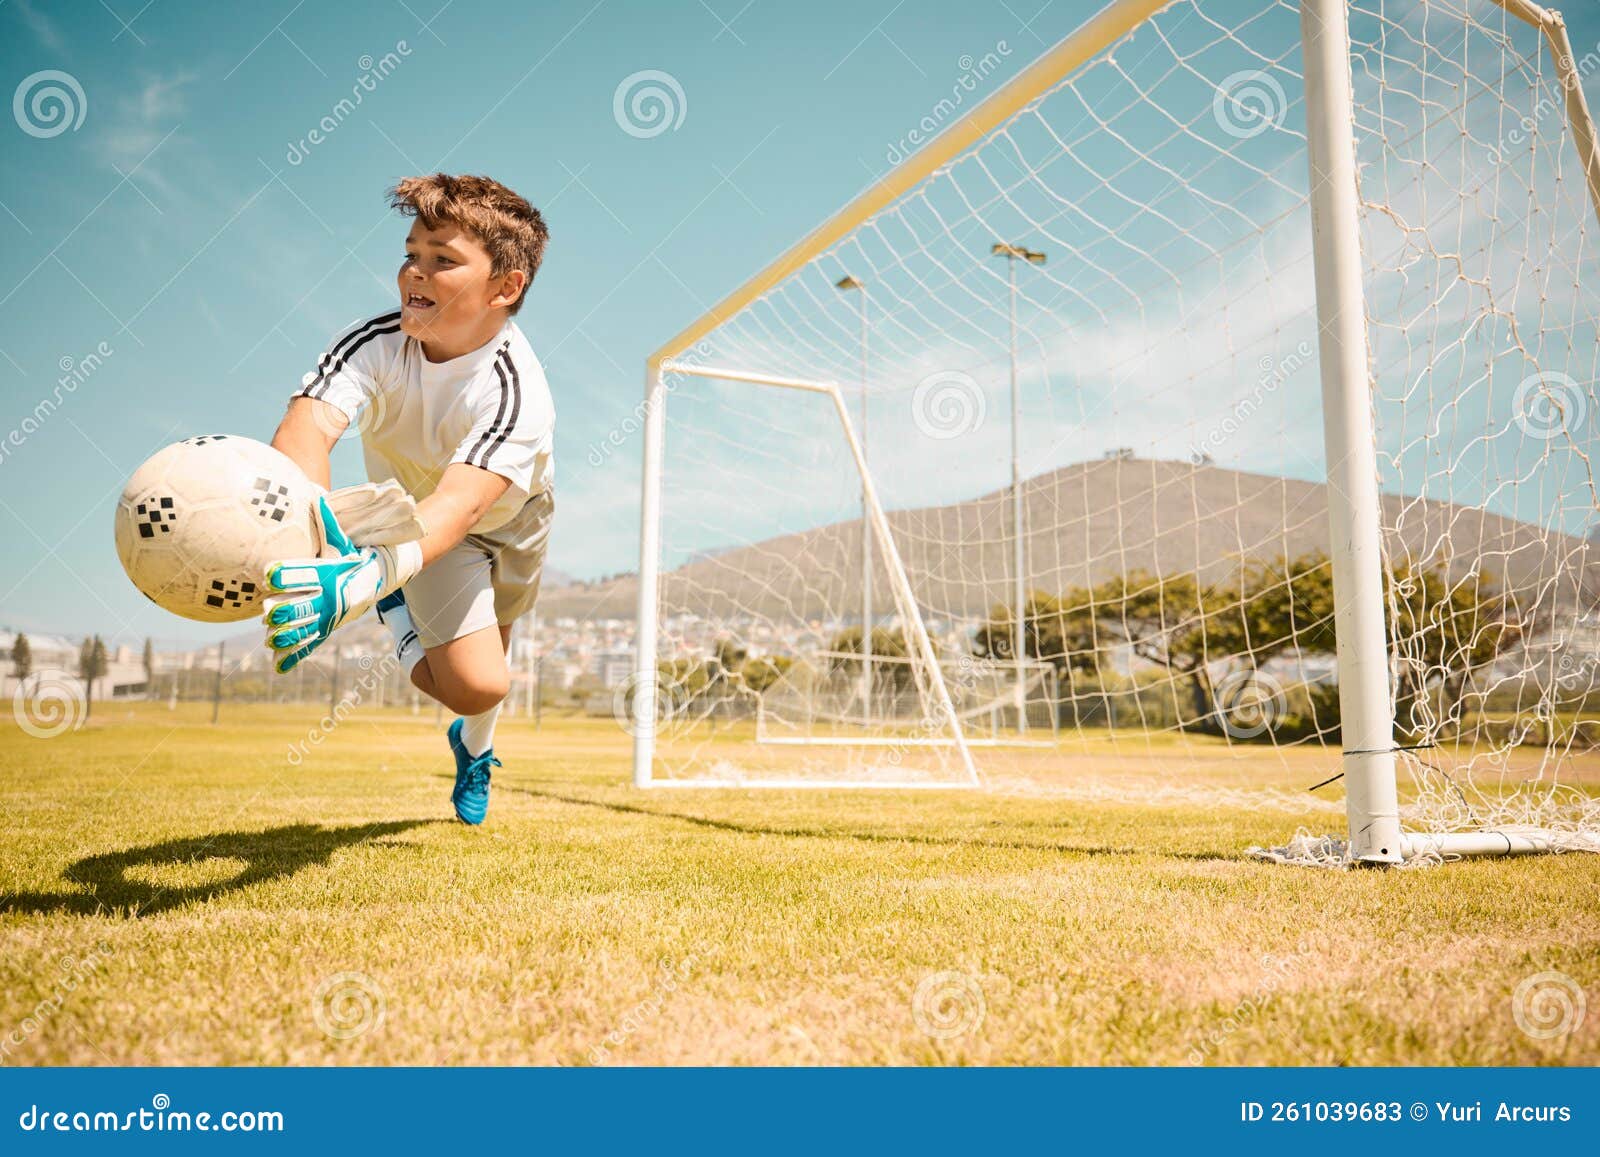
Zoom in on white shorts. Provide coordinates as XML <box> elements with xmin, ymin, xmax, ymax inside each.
<box><xmin>403</xmin><ymin>488</ymin><xmax>554</xmax><ymax>649</ymax></box>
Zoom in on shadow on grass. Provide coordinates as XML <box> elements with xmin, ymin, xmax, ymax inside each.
<box><xmin>0</xmin><ymin>820</ymin><xmax>436</xmax><ymax>919</ymax></box>
<box><xmin>496</xmin><ymin>783</ymin><xmax>1229</xmax><ymax>861</ymax></box>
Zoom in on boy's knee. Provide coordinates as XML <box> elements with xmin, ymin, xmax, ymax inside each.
<box><xmin>439</xmin><ymin>671</ymin><xmax>509</xmax><ymax>717</ymax></box>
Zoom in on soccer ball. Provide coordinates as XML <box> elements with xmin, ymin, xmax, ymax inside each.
<box><xmin>114</xmin><ymin>435</ymin><xmax>323</xmax><ymax>623</ymax></box>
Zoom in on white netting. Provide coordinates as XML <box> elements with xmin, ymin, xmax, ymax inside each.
<box><xmin>643</xmin><ymin>0</ymin><xmax>1599</xmax><ymax>848</ymax></box>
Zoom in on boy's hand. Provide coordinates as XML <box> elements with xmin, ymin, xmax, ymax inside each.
<box><xmin>325</xmin><ymin>479</ymin><xmax>426</xmax><ymax>546</ymax></box>
<box><xmin>261</xmin><ymin>497</ymin><xmax>418</xmax><ymax>674</ymax></box>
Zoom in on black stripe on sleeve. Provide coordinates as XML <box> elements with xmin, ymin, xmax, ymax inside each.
<box><xmin>463</xmin><ymin>343</ymin><xmax>517</xmax><ymax>468</ymax></box>
<box><xmin>299</xmin><ymin>311</ymin><xmax>402</xmax><ymax>400</ymax></box>
<box><xmin>474</xmin><ymin>347</ymin><xmax>523</xmax><ymax>469</ymax></box>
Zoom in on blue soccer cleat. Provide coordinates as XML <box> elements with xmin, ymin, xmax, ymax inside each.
<box><xmin>447</xmin><ymin>717</ymin><xmax>499</xmax><ymax>826</ymax></box>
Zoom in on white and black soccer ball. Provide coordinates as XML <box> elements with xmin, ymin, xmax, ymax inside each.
<box><xmin>114</xmin><ymin>435</ymin><xmax>322</xmax><ymax>623</ymax></box>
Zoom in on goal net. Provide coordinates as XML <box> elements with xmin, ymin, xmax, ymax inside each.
<box><xmin>634</xmin><ymin>0</ymin><xmax>1600</xmax><ymax>859</ymax></box>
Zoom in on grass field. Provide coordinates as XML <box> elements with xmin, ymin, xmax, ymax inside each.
<box><xmin>2</xmin><ymin>702</ymin><xmax>1597</xmax><ymax>1066</ymax></box>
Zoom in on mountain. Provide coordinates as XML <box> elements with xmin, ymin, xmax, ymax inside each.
<box><xmin>536</xmin><ymin>458</ymin><xmax>1598</xmax><ymax>622</ymax></box>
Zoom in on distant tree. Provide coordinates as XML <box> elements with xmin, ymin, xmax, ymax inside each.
<box><xmin>1387</xmin><ymin>562</ymin><xmax>1525</xmax><ymax>739</ymax></box>
<box><xmin>994</xmin><ymin>550</ymin><xmax>1516</xmax><ymax>741</ymax></box>
<box><xmin>740</xmin><ymin>655</ymin><xmax>794</xmax><ymax>694</ymax></box>
<box><xmin>829</xmin><ymin>626</ymin><xmax>913</xmax><ymax>695</ymax></box>
<box><xmin>973</xmin><ymin>589</ymin><xmax>1103</xmax><ymax>681</ymax></box>
<box><xmin>79</xmin><ymin>635</ymin><xmax>108</xmax><ymax>720</ymax></box>
<box><xmin>707</xmin><ymin>637</ymin><xmax>748</xmax><ymax>692</ymax></box>
<box><xmin>142</xmin><ymin>637</ymin><xmax>155</xmax><ymax>690</ymax></box>
<box><xmin>1238</xmin><ymin>552</ymin><xmax>1338</xmax><ymax>658</ymax></box>
<box><xmin>79</xmin><ymin>638</ymin><xmax>92</xmax><ymax>718</ymax></box>
<box><xmin>656</xmin><ymin>656</ymin><xmax>711</xmax><ymax>713</ymax></box>
<box><xmin>1054</xmin><ymin>553</ymin><xmax>1338</xmax><ymax>733</ymax></box>
<box><xmin>10</xmin><ymin>633</ymin><xmax>32</xmax><ymax>687</ymax></box>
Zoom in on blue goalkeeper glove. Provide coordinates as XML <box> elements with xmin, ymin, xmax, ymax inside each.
<box><xmin>262</xmin><ymin>496</ymin><xmax>422</xmax><ymax>674</ymax></box>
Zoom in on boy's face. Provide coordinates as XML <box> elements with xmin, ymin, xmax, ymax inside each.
<box><xmin>397</xmin><ymin>220</ymin><xmax>524</xmax><ymax>355</ymax></box>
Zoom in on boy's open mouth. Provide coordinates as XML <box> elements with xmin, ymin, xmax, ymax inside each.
<box><xmin>405</xmin><ymin>293</ymin><xmax>436</xmax><ymax>310</ymax></box>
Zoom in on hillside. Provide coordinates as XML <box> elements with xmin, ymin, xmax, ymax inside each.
<box><xmin>539</xmin><ymin>458</ymin><xmax>1597</xmax><ymax>622</ymax></box>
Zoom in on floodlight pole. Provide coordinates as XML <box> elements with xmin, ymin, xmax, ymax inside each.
<box><xmin>837</xmin><ymin>275</ymin><xmax>873</xmax><ymax>722</ymax></box>
<box><xmin>992</xmin><ymin>243</ymin><xmax>1046</xmax><ymax>735</ymax></box>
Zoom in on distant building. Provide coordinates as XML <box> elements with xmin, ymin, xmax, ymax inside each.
<box><xmin>0</xmin><ymin>630</ymin><xmax>148</xmax><ymax>701</ymax></box>
<box><xmin>589</xmin><ymin>647</ymin><xmax>634</xmax><ymax>688</ymax></box>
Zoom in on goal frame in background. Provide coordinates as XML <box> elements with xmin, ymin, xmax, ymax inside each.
<box><xmin>636</xmin><ymin>362</ymin><xmax>980</xmax><ymax>790</ymax></box>
<box><xmin>632</xmin><ymin>0</ymin><xmax>1600</xmax><ymax>863</ymax></box>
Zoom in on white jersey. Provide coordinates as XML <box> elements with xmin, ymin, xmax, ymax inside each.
<box><xmin>295</xmin><ymin>311</ymin><xmax>554</xmax><ymax>536</ymax></box>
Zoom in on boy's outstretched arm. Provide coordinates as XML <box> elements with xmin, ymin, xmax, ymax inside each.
<box><xmin>258</xmin><ymin>463</ymin><xmax>509</xmax><ymax>673</ymax></box>
<box><xmin>412</xmin><ymin>464</ymin><xmax>510</xmax><ymax>565</ymax></box>
<box><xmin>272</xmin><ymin>396</ymin><xmax>344</xmax><ymax>489</ymax></box>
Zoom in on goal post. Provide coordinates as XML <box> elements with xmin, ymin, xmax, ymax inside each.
<box><xmin>1301</xmin><ymin>0</ymin><xmax>1406</xmax><ymax>862</ymax></box>
<box><xmin>634</xmin><ymin>361</ymin><xmax>980</xmax><ymax>788</ymax></box>
<box><xmin>633</xmin><ymin>0</ymin><xmax>1600</xmax><ymax>864</ymax></box>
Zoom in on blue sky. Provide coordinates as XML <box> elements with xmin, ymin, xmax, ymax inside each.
<box><xmin>2</xmin><ymin>0</ymin><xmax>1598</xmax><ymax>650</ymax></box>
<box><xmin>0</xmin><ymin>0</ymin><xmax>1079</xmax><ymax>648</ymax></box>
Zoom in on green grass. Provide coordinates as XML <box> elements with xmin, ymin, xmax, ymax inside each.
<box><xmin>1</xmin><ymin>703</ymin><xmax>1596</xmax><ymax>1065</ymax></box>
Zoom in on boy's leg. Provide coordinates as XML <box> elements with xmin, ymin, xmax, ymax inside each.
<box><xmin>379</xmin><ymin>541</ymin><xmax>517</xmax><ymax>825</ymax></box>
<box><xmin>408</xmin><ymin>622</ymin><xmax>511</xmax><ymax>718</ymax></box>
<box><xmin>410</xmin><ymin>623</ymin><xmax>512</xmax><ymax>756</ymax></box>
<box><xmin>390</xmin><ymin>541</ymin><xmax>507</xmax><ymax>717</ymax></box>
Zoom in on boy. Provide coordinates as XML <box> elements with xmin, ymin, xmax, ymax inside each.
<box><xmin>262</xmin><ymin>173</ymin><xmax>554</xmax><ymax>826</ymax></box>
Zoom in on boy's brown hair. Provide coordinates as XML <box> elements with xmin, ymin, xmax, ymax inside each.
<box><xmin>388</xmin><ymin>173</ymin><xmax>549</xmax><ymax>315</ymax></box>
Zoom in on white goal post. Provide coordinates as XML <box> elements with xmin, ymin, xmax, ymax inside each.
<box><xmin>639</xmin><ymin>360</ymin><xmax>980</xmax><ymax>788</ymax></box>
<box><xmin>632</xmin><ymin>0</ymin><xmax>1600</xmax><ymax>864</ymax></box>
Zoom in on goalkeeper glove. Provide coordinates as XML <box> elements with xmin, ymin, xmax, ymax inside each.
<box><xmin>324</xmin><ymin>479</ymin><xmax>426</xmax><ymax>546</ymax></box>
<box><xmin>261</xmin><ymin>496</ymin><xmax>422</xmax><ymax>674</ymax></box>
